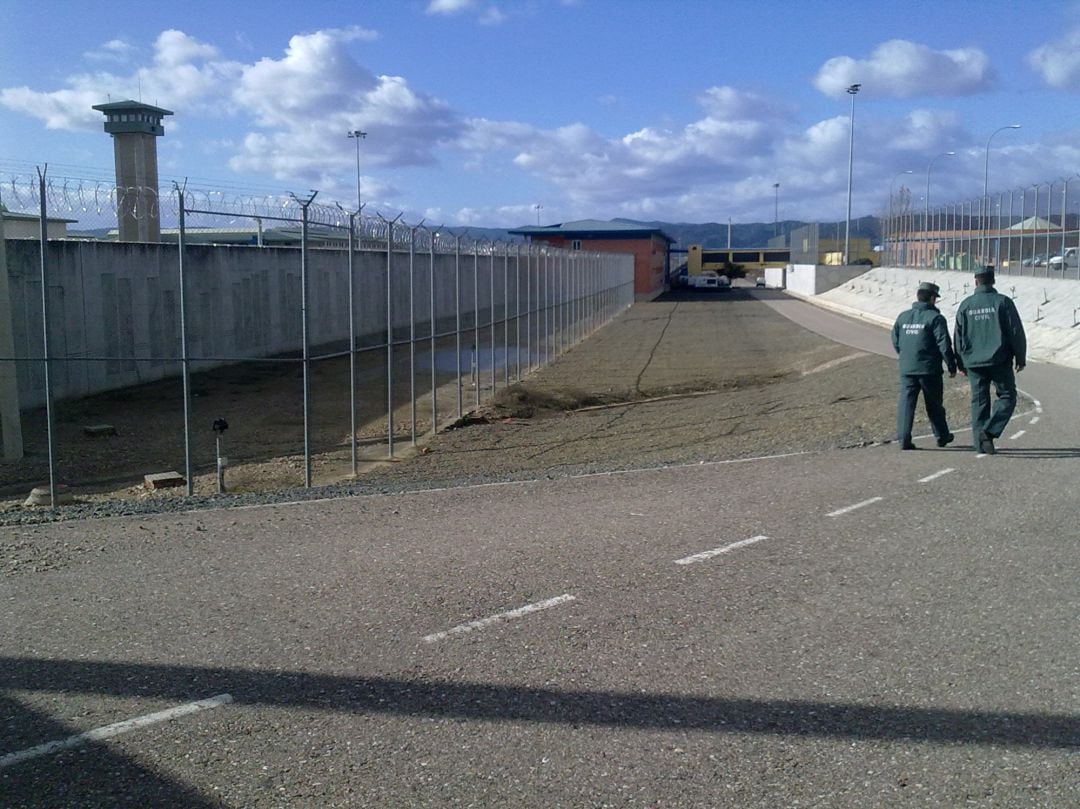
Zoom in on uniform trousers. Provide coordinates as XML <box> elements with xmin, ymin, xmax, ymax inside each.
<box><xmin>966</xmin><ymin>362</ymin><xmax>1017</xmax><ymax>441</ymax></box>
<box><xmin>897</xmin><ymin>373</ymin><xmax>950</xmax><ymax>445</ymax></box>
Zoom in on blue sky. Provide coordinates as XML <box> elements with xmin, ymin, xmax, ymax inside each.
<box><xmin>2</xmin><ymin>0</ymin><xmax>1080</xmax><ymax>228</ymax></box>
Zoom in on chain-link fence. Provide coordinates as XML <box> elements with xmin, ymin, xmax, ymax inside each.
<box><xmin>0</xmin><ymin>168</ymin><xmax>635</xmax><ymax>504</ymax></box>
<box><xmin>883</xmin><ymin>175</ymin><xmax>1080</xmax><ymax>279</ymax></box>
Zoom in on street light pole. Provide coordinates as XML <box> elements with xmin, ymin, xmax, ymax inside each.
<box><xmin>844</xmin><ymin>83</ymin><xmax>861</xmax><ymax>265</ymax></box>
<box><xmin>925</xmin><ymin>151</ymin><xmax>955</xmax><ymax>267</ymax></box>
<box><xmin>347</xmin><ymin>130</ymin><xmax>366</xmax><ymax>212</ymax></box>
<box><xmin>773</xmin><ymin>182</ymin><xmax>780</xmax><ymax>238</ymax></box>
<box><xmin>982</xmin><ymin>124</ymin><xmax>1020</xmax><ymax>264</ymax></box>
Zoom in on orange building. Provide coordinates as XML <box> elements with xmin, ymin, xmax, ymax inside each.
<box><xmin>509</xmin><ymin>220</ymin><xmax>673</xmax><ymax>301</ymax></box>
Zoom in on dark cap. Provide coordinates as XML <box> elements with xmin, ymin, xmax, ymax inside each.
<box><xmin>974</xmin><ymin>265</ymin><xmax>994</xmax><ymax>278</ymax></box>
<box><xmin>917</xmin><ymin>282</ymin><xmax>940</xmax><ymax>296</ymax></box>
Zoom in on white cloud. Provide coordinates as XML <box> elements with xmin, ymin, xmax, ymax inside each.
<box><xmin>427</xmin><ymin>0</ymin><xmax>476</xmax><ymax>13</ymax></box>
<box><xmin>459</xmin><ymin>85</ymin><xmax>787</xmax><ymax>216</ymax></box>
<box><xmin>479</xmin><ymin>6</ymin><xmax>508</xmax><ymax>25</ymax></box>
<box><xmin>427</xmin><ymin>0</ymin><xmax>506</xmax><ymax>24</ymax></box>
<box><xmin>1028</xmin><ymin>28</ymin><xmax>1080</xmax><ymax>89</ymax></box>
<box><xmin>814</xmin><ymin>39</ymin><xmax>993</xmax><ymax>98</ymax></box>
<box><xmin>0</xmin><ymin>30</ymin><xmax>239</xmax><ymax>129</ymax></box>
<box><xmin>0</xmin><ymin>86</ymin><xmax>104</xmax><ymax>130</ymax></box>
<box><xmin>84</xmin><ymin>38</ymin><xmax>136</xmax><ymax>63</ymax></box>
<box><xmin>229</xmin><ymin>28</ymin><xmax>459</xmax><ymax>183</ymax></box>
<box><xmin>883</xmin><ymin>108</ymin><xmax>964</xmax><ymax>152</ymax></box>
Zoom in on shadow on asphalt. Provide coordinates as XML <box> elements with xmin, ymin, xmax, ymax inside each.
<box><xmin>985</xmin><ymin>447</ymin><xmax>1080</xmax><ymax>459</ymax></box>
<box><xmin>2</xmin><ymin>655</ymin><xmax>1077</xmax><ymax>805</ymax></box>
<box><xmin>656</xmin><ymin>286</ymin><xmax>790</xmax><ymax>303</ymax></box>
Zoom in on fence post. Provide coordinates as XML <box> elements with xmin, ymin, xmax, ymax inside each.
<box><xmin>455</xmin><ymin>234</ymin><xmax>463</xmax><ymax>419</ymax></box>
<box><xmin>489</xmin><ymin>243</ymin><xmax>496</xmax><ymax>396</ymax></box>
<box><xmin>409</xmin><ymin>222</ymin><xmax>422</xmax><ymax>447</ymax></box>
<box><xmin>503</xmin><ymin>243</ymin><xmax>509</xmax><ymax>387</ymax></box>
<box><xmin>514</xmin><ymin>244</ymin><xmax>522</xmax><ymax>382</ymax></box>
<box><xmin>429</xmin><ymin>227</ymin><xmax>438</xmax><ymax>435</ymax></box>
<box><xmin>473</xmin><ymin>241</ymin><xmax>480</xmax><ymax>407</ymax></box>
<box><xmin>36</xmin><ymin>166</ymin><xmax>58</xmax><ymax>505</ymax></box>
<box><xmin>382</xmin><ymin>213</ymin><xmax>403</xmax><ymax>458</ymax></box>
<box><xmin>347</xmin><ymin>207</ymin><xmax>361</xmax><ymax>477</ymax></box>
<box><xmin>175</xmin><ymin>183</ymin><xmax>193</xmax><ymax>495</ymax></box>
<box><xmin>296</xmin><ymin>191</ymin><xmax>317</xmax><ymax>488</ymax></box>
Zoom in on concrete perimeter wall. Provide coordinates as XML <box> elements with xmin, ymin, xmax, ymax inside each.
<box><xmin>2</xmin><ymin>240</ymin><xmax>633</xmax><ymax>408</ymax></box>
<box><xmin>784</xmin><ymin>263</ymin><xmax>870</xmax><ymax>296</ymax></box>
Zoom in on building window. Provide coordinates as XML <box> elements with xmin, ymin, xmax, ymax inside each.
<box><xmin>571</xmin><ymin>239</ymin><xmax>582</xmax><ymax>250</ymax></box>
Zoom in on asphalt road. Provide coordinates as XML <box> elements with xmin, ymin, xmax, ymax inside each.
<box><xmin>1</xmin><ymin>291</ymin><xmax>1077</xmax><ymax>808</ymax></box>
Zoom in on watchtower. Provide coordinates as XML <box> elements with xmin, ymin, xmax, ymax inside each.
<box><xmin>92</xmin><ymin>100</ymin><xmax>173</xmax><ymax>242</ymax></box>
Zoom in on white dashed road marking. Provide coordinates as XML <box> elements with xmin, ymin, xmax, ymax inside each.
<box><xmin>0</xmin><ymin>694</ymin><xmax>234</xmax><ymax>769</ymax></box>
<box><xmin>674</xmin><ymin>535</ymin><xmax>768</xmax><ymax>565</ymax></box>
<box><xmin>918</xmin><ymin>468</ymin><xmax>955</xmax><ymax>483</ymax></box>
<box><xmin>1009</xmin><ymin>430</ymin><xmax>1026</xmax><ymax>440</ymax></box>
<box><xmin>423</xmin><ymin>594</ymin><xmax>577</xmax><ymax>643</ymax></box>
<box><xmin>826</xmin><ymin>497</ymin><xmax>883</xmax><ymax>517</ymax></box>
<box><xmin>1029</xmin><ymin>416</ymin><xmax>1039</xmax><ymax>425</ymax></box>
<box><xmin>802</xmin><ymin>352</ymin><xmax>868</xmax><ymax>376</ymax></box>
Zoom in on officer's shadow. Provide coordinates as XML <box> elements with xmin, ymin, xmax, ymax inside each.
<box><xmin>938</xmin><ymin>446</ymin><xmax>1080</xmax><ymax>459</ymax></box>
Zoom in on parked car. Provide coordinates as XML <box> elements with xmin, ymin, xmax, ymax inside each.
<box><xmin>755</xmin><ymin>277</ymin><xmax>766</xmax><ymax>287</ymax></box>
<box><xmin>688</xmin><ymin>270</ymin><xmax>721</xmax><ymax>290</ymax></box>
<box><xmin>1022</xmin><ymin>253</ymin><xmax>1048</xmax><ymax>267</ymax></box>
<box><xmin>1049</xmin><ymin>248</ymin><xmax>1078</xmax><ymax>270</ymax></box>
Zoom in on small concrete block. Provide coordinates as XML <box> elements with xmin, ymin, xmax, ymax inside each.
<box><xmin>83</xmin><ymin>424</ymin><xmax>117</xmax><ymax>437</ymax></box>
<box><xmin>144</xmin><ymin>471</ymin><xmax>186</xmax><ymax>490</ymax></box>
<box><xmin>24</xmin><ymin>484</ymin><xmax>75</xmax><ymax>507</ymax></box>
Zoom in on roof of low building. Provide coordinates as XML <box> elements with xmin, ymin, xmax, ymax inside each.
<box><xmin>508</xmin><ymin>219</ymin><xmax>674</xmax><ymax>243</ymax></box>
<box><xmin>1</xmin><ymin>211</ymin><xmax>78</xmax><ymax>224</ymax></box>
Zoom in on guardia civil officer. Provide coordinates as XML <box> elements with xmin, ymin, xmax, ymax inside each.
<box><xmin>891</xmin><ymin>281</ymin><xmax>956</xmax><ymax>450</ymax></box>
<box><xmin>954</xmin><ymin>267</ymin><xmax>1027</xmax><ymax>455</ymax></box>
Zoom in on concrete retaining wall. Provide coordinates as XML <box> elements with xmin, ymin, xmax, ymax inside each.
<box><xmin>785</xmin><ymin>263</ymin><xmax>870</xmax><ymax>296</ymax></box>
<box><xmin>813</xmin><ymin>266</ymin><xmax>1080</xmax><ymax>369</ymax></box>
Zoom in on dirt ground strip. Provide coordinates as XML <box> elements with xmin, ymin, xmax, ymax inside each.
<box><xmin>0</xmin><ymin>289</ymin><xmax>970</xmax><ymax>513</ymax></box>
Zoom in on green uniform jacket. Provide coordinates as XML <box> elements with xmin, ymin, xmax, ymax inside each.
<box><xmin>891</xmin><ymin>301</ymin><xmax>956</xmax><ymax>375</ymax></box>
<box><xmin>954</xmin><ymin>285</ymin><xmax>1027</xmax><ymax>370</ymax></box>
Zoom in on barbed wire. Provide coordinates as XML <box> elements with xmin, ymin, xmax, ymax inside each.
<box><xmin>0</xmin><ymin>169</ymin><xmax>549</xmax><ymax>255</ymax></box>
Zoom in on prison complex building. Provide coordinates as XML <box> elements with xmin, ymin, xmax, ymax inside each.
<box><xmin>509</xmin><ymin>220</ymin><xmax>673</xmax><ymax>301</ymax></box>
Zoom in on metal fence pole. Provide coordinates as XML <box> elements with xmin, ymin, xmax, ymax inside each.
<box><xmin>1020</xmin><ymin>189</ymin><xmax>1029</xmax><ymax>274</ymax></box>
<box><xmin>489</xmin><ymin>242</ymin><xmax>496</xmax><ymax>395</ymax></box>
<box><xmin>429</xmin><ymin>227</ymin><xmax>437</xmax><ymax>435</ymax></box>
<box><xmin>455</xmin><ymin>234</ymin><xmax>463</xmax><ymax>419</ymax></box>
<box><xmin>1061</xmin><ymin>179</ymin><xmax>1069</xmax><ymax>263</ymax></box>
<box><xmin>473</xmin><ymin>241</ymin><xmax>480</xmax><ymax>407</ymax></box>
<box><xmin>36</xmin><ymin>166</ymin><xmax>57</xmax><ymax>505</ymax></box>
<box><xmin>502</xmin><ymin>243</ymin><xmax>509</xmax><ymax>387</ymax></box>
<box><xmin>526</xmin><ymin>246</ymin><xmax>532</xmax><ymax>372</ymax></box>
<box><xmin>347</xmin><ymin>209</ymin><xmax>358</xmax><ymax>476</ymax></box>
<box><xmin>515</xmin><ymin>244</ymin><xmax>522</xmax><ymax>381</ymax></box>
<box><xmin>384</xmin><ymin>213</ymin><xmax>402</xmax><ymax>457</ymax></box>
<box><xmin>296</xmin><ymin>191</ymin><xmax>317</xmax><ymax>488</ymax></box>
<box><xmin>409</xmin><ymin>223</ymin><xmax>419</xmax><ymax>446</ymax></box>
<box><xmin>1045</xmin><ymin>182</ymin><xmax>1055</xmax><ymax>276</ymax></box>
<box><xmin>543</xmin><ymin>249</ymin><xmax>549</xmax><ymax>366</ymax></box>
<box><xmin>175</xmin><ymin>184</ymin><xmax>193</xmax><ymax>495</ymax></box>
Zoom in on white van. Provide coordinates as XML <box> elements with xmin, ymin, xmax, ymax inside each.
<box><xmin>1049</xmin><ymin>247</ymin><xmax>1078</xmax><ymax>270</ymax></box>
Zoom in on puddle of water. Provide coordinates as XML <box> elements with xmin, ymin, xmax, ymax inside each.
<box><xmin>415</xmin><ymin>347</ymin><xmax>542</xmax><ymax>373</ymax></box>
